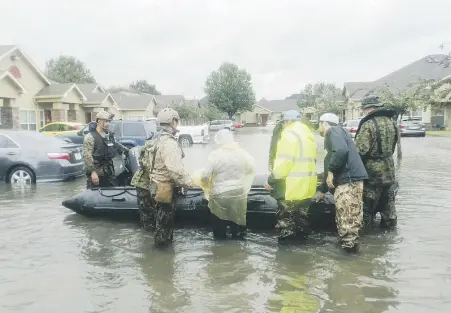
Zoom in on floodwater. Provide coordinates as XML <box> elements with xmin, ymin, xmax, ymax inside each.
<box><xmin>1</xmin><ymin>128</ymin><xmax>450</xmax><ymax>313</ymax></box>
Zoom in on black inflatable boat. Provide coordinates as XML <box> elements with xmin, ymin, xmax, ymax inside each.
<box><xmin>62</xmin><ymin>147</ymin><xmax>336</xmax><ymax>231</ymax></box>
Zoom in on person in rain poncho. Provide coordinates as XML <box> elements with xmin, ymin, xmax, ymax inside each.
<box><xmin>198</xmin><ymin>129</ymin><xmax>256</xmax><ymax>239</ymax></box>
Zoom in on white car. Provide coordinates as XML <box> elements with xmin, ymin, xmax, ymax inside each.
<box><xmin>209</xmin><ymin>120</ymin><xmax>235</xmax><ymax>131</ymax></box>
<box><xmin>342</xmin><ymin>119</ymin><xmax>361</xmax><ymax>138</ymax></box>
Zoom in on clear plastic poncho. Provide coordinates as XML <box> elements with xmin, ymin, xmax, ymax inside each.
<box><xmin>193</xmin><ymin>130</ymin><xmax>256</xmax><ymax>226</ymax></box>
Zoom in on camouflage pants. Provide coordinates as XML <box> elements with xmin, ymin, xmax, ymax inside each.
<box><xmin>276</xmin><ymin>199</ymin><xmax>311</xmax><ymax>241</ymax></box>
<box><xmin>334</xmin><ymin>181</ymin><xmax>364</xmax><ymax>248</ymax></box>
<box><xmin>154</xmin><ymin>201</ymin><xmax>176</xmax><ymax>248</ymax></box>
<box><xmin>363</xmin><ymin>182</ymin><xmax>398</xmax><ymax>230</ymax></box>
<box><xmin>136</xmin><ymin>187</ymin><xmax>155</xmax><ymax>231</ymax></box>
<box><xmin>86</xmin><ymin>162</ymin><xmax>116</xmax><ymax>189</ymax></box>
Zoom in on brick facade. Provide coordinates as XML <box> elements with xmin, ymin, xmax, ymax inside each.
<box><xmin>51</xmin><ymin>109</ymin><xmax>66</xmax><ymax>122</ymax></box>
<box><xmin>0</xmin><ymin>107</ymin><xmax>20</xmax><ymax>129</ymax></box>
<box><xmin>67</xmin><ymin>109</ymin><xmax>82</xmax><ymax>122</ymax></box>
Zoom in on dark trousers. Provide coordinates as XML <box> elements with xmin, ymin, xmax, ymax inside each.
<box><xmin>86</xmin><ymin>174</ymin><xmax>117</xmax><ymax>189</ymax></box>
<box><xmin>211</xmin><ymin>214</ymin><xmax>246</xmax><ymax>239</ymax></box>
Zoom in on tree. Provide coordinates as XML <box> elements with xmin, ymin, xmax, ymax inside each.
<box><xmin>45</xmin><ymin>55</ymin><xmax>96</xmax><ymax>84</ymax></box>
<box><xmin>204</xmin><ymin>62</ymin><xmax>256</xmax><ymax>119</ymax></box>
<box><xmin>129</xmin><ymin>80</ymin><xmax>161</xmax><ymax>95</ymax></box>
<box><xmin>297</xmin><ymin>82</ymin><xmax>345</xmax><ymax>117</ymax></box>
<box><xmin>202</xmin><ymin>105</ymin><xmax>225</xmax><ymax>121</ymax></box>
<box><xmin>171</xmin><ymin>104</ymin><xmax>200</xmax><ymax>120</ymax></box>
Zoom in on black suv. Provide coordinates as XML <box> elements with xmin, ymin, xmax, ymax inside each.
<box><xmin>55</xmin><ymin>120</ymin><xmax>157</xmax><ymax>148</ymax></box>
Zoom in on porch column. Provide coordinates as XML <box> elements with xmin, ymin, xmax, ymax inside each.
<box><xmin>0</xmin><ymin>102</ymin><xmax>20</xmax><ymax>130</ymax></box>
<box><xmin>51</xmin><ymin>109</ymin><xmax>67</xmax><ymax>122</ymax></box>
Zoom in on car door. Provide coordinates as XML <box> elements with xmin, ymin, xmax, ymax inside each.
<box><xmin>39</xmin><ymin>123</ymin><xmax>62</xmax><ymax>136</ymax></box>
<box><xmin>0</xmin><ymin>134</ymin><xmax>20</xmax><ymax>181</ymax></box>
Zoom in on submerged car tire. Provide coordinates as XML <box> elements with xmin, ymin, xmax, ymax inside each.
<box><xmin>7</xmin><ymin>166</ymin><xmax>36</xmax><ymax>185</ymax></box>
<box><xmin>178</xmin><ymin>135</ymin><xmax>193</xmax><ymax>146</ymax></box>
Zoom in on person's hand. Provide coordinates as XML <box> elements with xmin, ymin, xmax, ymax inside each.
<box><xmin>91</xmin><ymin>171</ymin><xmax>99</xmax><ymax>185</ymax></box>
<box><xmin>264</xmin><ymin>182</ymin><xmax>273</xmax><ymax>191</ymax></box>
<box><xmin>318</xmin><ymin>192</ymin><xmax>325</xmax><ymax>200</ymax></box>
<box><xmin>326</xmin><ymin>172</ymin><xmax>334</xmax><ymax>189</ymax></box>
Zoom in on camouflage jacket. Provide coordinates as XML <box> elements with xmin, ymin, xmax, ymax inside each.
<box><xmin>83</xmin><ymin>131</ymin><xmax>129</xmax><ymax>176</ymax></box>
<box><xmin>354</xmin><ymin>109</ymin><xmax>398</xmax><ymax>186</ymax></box>
<box><xmin>141</xmin><ymin>130</ymin><xmax>192</xmax><ymax>187</ymax></box>
<box><xmin>130</xmin><ymin>139</ymin><xmax>155</xmax><ymax>189</ymax></box>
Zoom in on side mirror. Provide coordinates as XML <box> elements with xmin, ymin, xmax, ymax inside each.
<box><xmin>77</xmin><ymin>130</ymin><xmax>82</xmax><ymax>136</ymax></box>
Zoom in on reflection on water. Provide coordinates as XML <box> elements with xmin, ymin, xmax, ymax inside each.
<box><xmin>0</xmin><ymin>130</ymin><xmax>450</xmax><ymax>312</ymax></box>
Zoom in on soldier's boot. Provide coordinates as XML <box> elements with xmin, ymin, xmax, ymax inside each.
<box><xmin>379</xmin><ymin>218</ymin><xmax>397</xmax><ymax>230</ymax></box>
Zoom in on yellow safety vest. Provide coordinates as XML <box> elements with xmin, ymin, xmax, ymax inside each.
<box><xmin>273</xmin><ymin>121</ymin><xmax>317</xmax><ymax>201</ymax></box>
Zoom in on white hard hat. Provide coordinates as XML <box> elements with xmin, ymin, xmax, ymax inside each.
<box><xmin>319</xmin><ymin>113</ymin><xmax>339</xmax><ymax>125</ymax></box>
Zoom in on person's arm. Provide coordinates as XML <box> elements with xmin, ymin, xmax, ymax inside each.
<box><xmin>327</xmin><ymin>128</ymin><xmax>350</xmax><ymax>172</ymax></box>
<box><xmin>160</xmin><ymin>139</ymin><xmax>192</xmax><ymax>187</ymax></box>
<box><xmin>354</xmin><ymin>122</ymin><xmax>373</xmax><ymax>159</ymax></box>
<box><xmin>268</xmin><ymin>122</ymin><xmax>283</xmax><ymax>170</ymax></box>
<box><xmin>272</xmin><ymin>131</ymin><xmax>297</xmax><ymax>179</ymax></box>
<box><xmin>113</xmin><ymin>137</ymin><xmax>130</xmax><ymax>153</ymax></box>
<box><xmin>83</xmin><ymin>134</ymin><xmax>96</xmax><ymax>173</ymax></box>
<box><xmin>200</xmin><ymin>154</ymin><xmax>214</xmax><ymax>185</ymax></box>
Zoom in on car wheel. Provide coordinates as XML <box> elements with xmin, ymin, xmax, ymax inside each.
<box><xmin>8</xmin><ymin>166</ymin><xmax>35</xmax><ymax>185</ymax></box>
<box><xmin>179</xmin><ymin>135</ymin><xmax>193</xmax><ymax>146</ymax></box>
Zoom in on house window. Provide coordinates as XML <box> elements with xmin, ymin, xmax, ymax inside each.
<box><xmin>19</xmin><ymin>110</ymin><xmax>37</xmax><ymax>131</ymax></box>
<box><xmin>39</xmin><ymin>110</ymin><xmax>45</xmax><ymax>128</ymax></box>
<box><xmin>129</xmin><ymin>115</ymin><xmax>144</xmax><ymax>120</ymax></box>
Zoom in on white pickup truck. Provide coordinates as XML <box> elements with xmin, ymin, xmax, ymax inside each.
<box><xmin>147</xmin><ymin>118</ymin><xmax>210</xmax><ymax>146</ymax></box>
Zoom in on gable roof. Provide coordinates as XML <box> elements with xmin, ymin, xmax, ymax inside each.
<box><xmin>344</xmin><ymin>54</ymin><xmax>451</xmax><ymax>100</ymax></box>
<box><xmin>256</xmin><ymin>99</ymin><xmax>299</xmax><ymax>112</ymax></box>
<box><xmin>0</xmin><ymin>70</ymin><xmax>28</xmax><ymax>94</ymax></box>
<box><xmin>77</xmin><ymin>83</ymin><xmax>105</xmax><ymax>94</ymax></box>
<box><xmin>154</xmin><ymin>95</ymin><xmax>185</xmax><ymax>105</ymax></box>
<box><xmin>0</xmin><ymin>45</ymin><xmax>51</xmax><ymax>85</ymax></box>
<box><xmin>83</xmin><ymin>93</ymin><xmax>117</xmax><ymax>105</ymax></box>
<box><xmin>111</xmin><ymin>92</ymin><xmax>154</xmax><ymax>110</ymax></box>
<box><xmin>35</xmin><ymin>83</ymin><xmax>87</xmax><ymax>101</ymax></box>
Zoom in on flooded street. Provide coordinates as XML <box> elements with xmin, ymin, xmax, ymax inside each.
<box><xmin>1</xmin><ymin>128</ymin><xmax>450</xmax><ymax>313</ymax></box>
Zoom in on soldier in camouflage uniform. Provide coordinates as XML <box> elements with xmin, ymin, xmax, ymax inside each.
<box><xmin>131</xmin><ymin>138</ymin><xmax>158</xmax><ymax>231</ymax></box>
<box><xmin>83</xmin><ymin>111</ymin><xmax>129</xmax><ymax>189</ymax></box>
<box><xmin>141</xmin><ymin>108</ymin><xmax>193</xmax><ymax>248</ymax></box>
<box><xmin>265</xmin><ymin>116</ymin><xmax>286</xmax><ymax>200</ymax></box>
<box><xmin>354</xmin><ymin>95</ymin><xmax>399</xmax><ymax>230</ymax></box>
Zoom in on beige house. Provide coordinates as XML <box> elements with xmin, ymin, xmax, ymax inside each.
<box><xmin>0</xmin><ymin>45</ymin><xmax>124</xmax><ymax>129</ymax></box>
<box><xmin>236</xmin><ymin>99</ymin><xmax>299</xmax><ymax>126</ymax></box>
<box><xmin>342</xmin><ymin>54</ymin><xmax>451</xmax><ymax>127</ymax></box>
<box><xmin>0</xmin><ymin>45</ymin><xmax>53</xmax><ymax>130</ymax></box>
<box><xmin>77</xmin><ymin>83</ymin><xmax>119</xmax><ymax>122</ymax></box>
<box><xmin>111</xmin><ymin>92</ymin><xmax>157</xmax><ymax>120</ymax></box>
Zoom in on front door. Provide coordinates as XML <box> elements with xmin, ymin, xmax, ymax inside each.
<box><xmin>261</xmin><ymin>114</ymin><xmax>268</xmax><ymax>126</ymax></box>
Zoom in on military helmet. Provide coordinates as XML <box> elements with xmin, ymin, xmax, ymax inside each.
<box><xmin>361</xmin><ymin>95</ymin><xmax>383</xmax><ymax>109</ymax></box>
<box><xmin>96</xmin><ymin>111</ymin><xmax>112</xmax><ymax>121</ymax></box>
<box><xmin>157</xmin><ymin>108</ymin><xmax>180</xmax><ymax>125</ymax></box>
<box><xmin>282</xmin><ymin>110</ymin><xmax>301</xmax><ymax>121</ymax></box>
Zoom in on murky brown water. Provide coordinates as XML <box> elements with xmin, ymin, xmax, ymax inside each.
<box><xmin>1</xmin><ymin>128</ymin><xmax>450</xmax><ymax>313</ymax></box>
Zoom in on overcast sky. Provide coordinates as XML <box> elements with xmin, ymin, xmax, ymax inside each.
<box><xmin>2</xmin><ymin>0</ymin><xmax>451</xmax><ymax>100</ymax></box>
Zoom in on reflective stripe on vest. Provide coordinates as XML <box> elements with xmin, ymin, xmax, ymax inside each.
<box><xmin>277</xmin><ymin>129</ymin><xmax>316</xmax><ymax>178</ymax></box>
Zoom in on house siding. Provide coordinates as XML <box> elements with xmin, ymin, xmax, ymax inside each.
<box><xmin>0</xmin><ymin>49</ymin><xmax>47</xmax><ymax>110</ymax></box>
<box><xmin>62</xmin><ymin>88</ymin><xmax>84</xmax><ymax>104</ymax></box>
<box><xmin>0</xmin><ymin>78</ymin><xmax>20</xmax><ymax>98</ymax></box>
